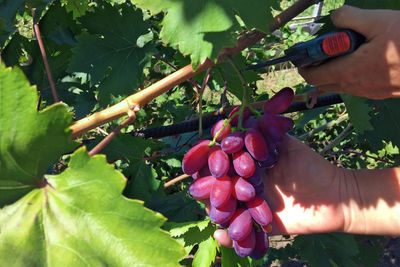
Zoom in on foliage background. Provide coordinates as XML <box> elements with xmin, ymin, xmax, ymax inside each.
<box><xmin>0</xmin><ymin>0</ymin><xmax>399</xmax><ymax>266</ymax></box>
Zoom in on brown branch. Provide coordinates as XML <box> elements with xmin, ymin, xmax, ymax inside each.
<box><xmin>153</xmin><ymin>54</ymin><xmax>201</xmax><ymax>92</ymax></box>
<box><xmin>88</xmin><ymin>109</ymin><xmax>138</xmax><ymax>157</ymax></box>
<box><xmin>70</xmin><ymin>0</ymin><xmax>318</xmax><ymax>138</ymax></box>
<box><xmin>33</xmin><ymin>23</ymin><xmax>59</xmax><ymax>103</ymax></box>
<box><xmin>164</xmin><ymin>174</ymin><xmax>190</xmax><ymax>188</ymax></box>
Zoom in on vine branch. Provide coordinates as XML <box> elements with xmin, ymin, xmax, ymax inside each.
<box><xmin>70</xmin><ymin>0</ymin><xmax>318</xmax><ymax>138</ymax></box>
<box><xmin>33</xmin><ymin>23</ymin><xmax>59</xmax><ymax>103</ymax></box>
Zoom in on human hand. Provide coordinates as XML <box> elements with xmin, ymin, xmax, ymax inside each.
<box><xmin>298</xmin><ymin>5</ymin><xmax>400</xmax><ymax>99</ymax></box>
<box><xmin>213</xmin><ymin>135</ymin><xmax>348</xmax><ymax>246</ymax></box>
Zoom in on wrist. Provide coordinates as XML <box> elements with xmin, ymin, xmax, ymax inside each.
<box><xmin>337</xmin><ymin>168</ymin><xmax>366</xmax><ymax>234</ymax></box>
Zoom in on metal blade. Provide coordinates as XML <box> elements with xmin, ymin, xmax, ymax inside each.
<box><xmin>245</xmin><ymin>53</ymin><xmax>306</xmax><ymax>70</ymax></box>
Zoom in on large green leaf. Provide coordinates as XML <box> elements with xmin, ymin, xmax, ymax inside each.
<box><xmin>361</xmin><ymin>99</ymin><xmax>400</xmax><ymax>150</ymax></box>
<box><xmin>68</xmin><ymin>4</ymin><xmax>155</xmax><ymax>104</ymax></box>
<box><xmin>0</xmin><ymin>147</ymin><xmax>185</xmax><ymax>266</ymax></box>
<box><xmin>342</xmin><ymin>94</ymin><xmax>373</xmax><ymax>134</ymax></box>
<box><xmin>293</xmin><ymin>233</ymin><xmax>359</xmax><ymax>267</ymax></box>
<box><xmin>0</xmin><ymin>65</ymin><xmax>77</xmax><ymax>207</ymax></box>
<box><xmin>131</xmin><ymin>0</ymin><xmax>279</xmax><ymax>65</ymax></box>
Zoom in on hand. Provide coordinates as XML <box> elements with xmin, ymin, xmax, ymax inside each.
<box><xmin>298</xmin><ymin>5</ymin><xmax>400</xmax><ymax>100</ymax></box>
<box><xmin>214</xmin><ymin>135</ymin><xmax>348</xmax><ymax>246</ymax></box>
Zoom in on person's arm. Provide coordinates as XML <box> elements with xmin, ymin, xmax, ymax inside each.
<box><xmin>213</xmin><ymin>136</ymin><xmax>400</xmax><ymax>246</ymax></box>
<box><xmin>341</xmin><ymin>168</ymin><xmax>400</xmax><ymax>235</ymax></box>
<box><xmin>298</xmin><ymin>5</ymin><xmax>400</xmax><ymax>99</ymax></box>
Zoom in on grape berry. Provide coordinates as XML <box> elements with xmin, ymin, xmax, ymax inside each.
<box><xmin>181</xmin><ymin>88</ymin><xmax>294</xmax><ymax>258</ymax></box>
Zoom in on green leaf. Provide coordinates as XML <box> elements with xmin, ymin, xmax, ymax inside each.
<box><xmin>0</xmin><ymin>147</ymin><xmax>185</xmax><ymax>266</ymax></box>
<box><xmin>293</xmin><ymin>233</ymin><xmax>359</xmax><ymax>267</ymax></box>
<box><xmin>220</xmin><ymin>246</ymin><xmax>252</xmax><ymax>267</ymax></box>
<box><xmin>147</xmin><ymin>191</ymin><xmax>203</xmax><ymax>222</ymax></box>
<box><xmin>0</xmin><ymin>0</ymin><xmax>25</xmax><ymax>47</ymax></box>
<box><xmin>60</xmin><ymin>0</ymin><xmax>89</xmax><ymax>19</ymax></box>
<box><xmin>193</xmin><ymin>235</ymin><xmax>218</xmax><ymax>267</ymax></box>
<box><xmin>0</xmin><ymin>65</ymin><xmax>77</xmax><ymax>207</ymax></box>
<box><xmin>342</xmin><ymin>94</ymin><xmax>373</xmax><ymax>134</ymax></box>
<box><xmin>132</xmin><ymin>0</ymin><xmax>279</xmax><ymax>65</ymax></box>
<box><xmin>124</xmin><ymin>161</ymin><xmax>161</xmax><ymax>202</ymax></box>
<box><xmin>165</xmin><ymin>220</ymin><xmax>210</xmax><ymax>238</ymax></box>
<box><xmin>361</xmin><ymin>99</ymin><xmax>400</xmax><ymax>150</ymax></box>
<box><xmin>68</xmin><ymin>4</ymin><xmax>155</xmax><ymax>104</ymax></box>
<box><xmin>354</xmin><ymin>236</ymin><xmax>385</xmax><ymax>267</ymax></box>
<box><xmin>3</xmin><ymin>3</ymin><xmax>79</xmax><ymax>95</ymax></box>
<box><xmin>214</xmin><ymin>56</ymin><xmax>262</xmax><ymax>101</ymax></box>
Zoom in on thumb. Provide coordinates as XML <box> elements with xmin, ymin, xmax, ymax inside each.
<box><xmin>331</xmin><ymin>5</ymin><xmax>378</xmax><ymax>38</ymax></box>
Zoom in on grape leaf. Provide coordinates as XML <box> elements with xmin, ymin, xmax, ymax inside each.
<box><xmin>361</xmin><ymin>99</ymin><xmax>400</xmax><ymax>150</ymax></box>
<box><xmin>131</xmin><ymin>0</ymin><xmax>279</xmax><ymax>65</ymax></box>
<box><xmin>193</xmin><ymin>235</ymin><xmax>219</xmax><ymax>267</ymax></box>
<box><xmin>293</xmin><ymin>233</ymin><xmax>359</xmax><ymax>267</ymax></box>
<box><xmin>0</xmin><ymin>65</ymin><xmax>77</xmax><ymax>207</ymax></box>
<box><xmin>68</xmin><ymin>4</ymin><xmax>155</xmax><ymax>105</ymax></box>
<box><xmin>0</xmin><ymin>147</ymin><xmax>185</xmax><ymax>266</ymax></box>
<box><xmin>164</xmin><ymin>220</ymin><xmax>210</xmax><ymax>238</ymax></box>
<box><xmin>0</xmin><ymin>0</ymin><xmax>25</xmax><ymax>47</ymax></box>
<box><xmin>147</xmin><ymin>191</ymin><xmax>203</xmax><ymax>223</ymax></box>
<box><xmin>214</xmin><ymin>56</ymin><xmax>262</xmax><ymax>101</ymax></box>
<box><xmin>60</xmin><ymin>0</ymin><xmax>89</xmax><ymax>19</ymax></box>
<box><xmin>124</xmin><ymin>161</ymin><xmax>161</xmax><ymax>202</ymax></box>
<box><xmin>220</xmin><ymin>246</ymin><xmax>252</xmax><ymax>267</ymax></box>
<box><xmin>342</xmin><ymin>94</ymin><xmax>373</xmax><ymax>134</ymax></box>
<box><xmin>2</xmin><ymin>3</ymin><xmax>79</xmax><ymax>97</ymax></box>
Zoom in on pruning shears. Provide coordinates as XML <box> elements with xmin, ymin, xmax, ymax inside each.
<box><xmin>246</xmin><ymin>29</ymin><xmax>365</xmax><ymax>69</ymax></box>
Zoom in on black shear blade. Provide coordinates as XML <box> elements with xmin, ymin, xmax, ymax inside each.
<box><xmin>245</xmin><ymin>52</ymin><xmax>306</xmax><ymax>70</ymax></box>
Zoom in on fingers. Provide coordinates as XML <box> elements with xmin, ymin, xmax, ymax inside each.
<box><xmin>331</xmin><ymin>5</ymin><xmax>379</xmax><ymax>39</ymax></box>
<box><xmin>213</xmin><ymin>229</ymin><xmax>233</xmax><ymax>248</ymax></box>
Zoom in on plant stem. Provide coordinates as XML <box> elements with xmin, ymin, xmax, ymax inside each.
<box><xmin>299</xmin><ymin>114</ymin><xmax>349</xmax><ymax>141</ymax></box>
<box><xmin>153</xmin><ymin>54</ymin><xmax>201</xmax><ymax>92</ymax></box>
<box><xmin>88</xmin><ymin>109</ymin><xmax>138</xmax><ymax>157</ymax></box>
<box><xmin>327</xmin><ymin>149</ymin><xmax>395</xmax><ymax>165</ymax></box>
<box><xmin>164</xmin><ymin>174</ymin><xmax>190</xmax><ymax>188</ymax></box>
<box><xmin>319</xmin><ymin>124</ymin><xmax>354</xmax><ymax>155</ymax></box>
<box><xmin>198</xmin><ymin>68</ymin><xmax>212</xmax><ymax>137</ymax></box>
<box><xmin>33</xmin><ymin>23</ymin><xmax>59</xmax><ymax>103</ymax></box>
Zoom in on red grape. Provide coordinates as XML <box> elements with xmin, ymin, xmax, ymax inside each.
<box><xmin>244</xmin><ymin>129</ymin><xmax>269</xmax><ymax>161</ymax></box>
<box><xmin>248</xmin><ymin>167</ymin><xmax>263</xmax><ymax>187</ymax></box>
<box><xmin>209</xmin><ymin>196</ymin><xmax>237</xmax><ymax>224</ymax></box>
<box><xmin>228</xmin><ymin>208</ymin><xmax>253</xmax><ymax>241</ymax></box>
<box><xmin>221</xmin><ymin>132</ymin><xmax>245</xmax><ymax>154</ymax></box>
<box><xmin>246</xmin><ymin>196</ymin><xmax>273</xmax><ymax>226</ymax></box>
<box><xmin>182</xmin><ymin>140</ymin><xmax>211</xmax><ymax>175</ymax></box>
<box><xmin>229</xmin><ymin>107</ymin><xmax>251</xmax><ymax>127</ymax></box>
<box><xmin>254</xmin><ymin>182</ymin><xmax>265</xmax><ymax>196</ymax></box>
<box><xmin>263</xmin><ymin>87</ymin><xmax>294</xmax><ymax>114</ymax></box>
<box><xmin>208</xmin><ymin>147</ymin><xmax>230</xmax><ymax>178</ymax></box>
<box><xmin>211</xmin><ymin>119</ymin><xmax>231</xmax><ymax>141</ymax></box>
<box><xmin>233</xmin><ymin>228</ymin><xmax>256</xmax><ymax>257</ymax></box>
<box><xmin>210</xmin><ymin>175</ymin><xmax>232</xmax><ymax>208</ymax></box>
<box><xmin>233</xmin><ymin>151</ymin><xmax>255</xmax><ymax>178</ymax></box>
<box><xmin>258</xmin><ymin>113</ymin><xmax>284</xmax><ymax>142</ymax></box>
<box><xmin>188</xmin><ymin>176</ymin><xmax>215</xmax><ymax>199</ymax></box>
<box><xmin>232</xmin><ymin>176</ymin><xmax>255</xmax><ymax>202</ymax></box>
<box><xmin>243</xmin><ymin>116</ymin><xmax>259</xmax><ymax>130</ymax></box>
<box><xmin>250</xmin><ymin>231</ymin><xmax>269</xmax><ymax>260</ymax></box>
<box><xmin>192</xmin><ymin>163</ymin><xmax>212</xmax><ymax>179</ymax></box>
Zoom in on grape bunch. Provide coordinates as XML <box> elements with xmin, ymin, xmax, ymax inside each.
<box><xmin>181</xmin><ymin>88</ymin><xmax>294</xmax><ymax>259</ymax></box>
